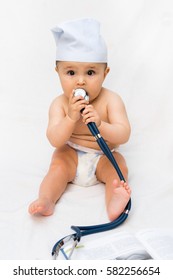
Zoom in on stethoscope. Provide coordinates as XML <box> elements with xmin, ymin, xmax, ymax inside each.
<box><xmin>52</xmin><ymin>89</ymin><xmax>131</xmax><ymax>259</ymax></box>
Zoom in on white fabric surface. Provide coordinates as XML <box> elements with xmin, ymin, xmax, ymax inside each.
<box><xmin>0</xmin><ymin>0</ymin><xmax>173</xmax><ymax>260</ymax></box>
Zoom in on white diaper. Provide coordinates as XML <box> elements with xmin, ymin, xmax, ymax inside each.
<box><xmin>67</xmin><ymin>141</ymin><xmax>104</xmax><ymax>187</ymax></box>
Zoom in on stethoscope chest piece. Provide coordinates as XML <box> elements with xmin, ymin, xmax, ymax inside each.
<box><xmin>74</xmin><ymin>88</ymin><xmax>89</xmax><ymax>101</ymax></box>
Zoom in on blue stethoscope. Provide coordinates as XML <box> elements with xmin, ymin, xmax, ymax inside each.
<box><xmin>52</xmin><ymin>89</ymin><xmax>131</xmax><ymax>259</ymax></box>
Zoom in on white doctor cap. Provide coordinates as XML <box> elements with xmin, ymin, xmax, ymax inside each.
<box><xmin>51</xmin><ymin>18</ymin><xmax>108</xmax><ymax>63</ymax></box>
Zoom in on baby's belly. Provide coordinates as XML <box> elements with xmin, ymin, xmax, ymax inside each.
<box><xmin>69</xmin><ymin>134</ymin><xmax>115</xmax><ymax>150</ymax></box>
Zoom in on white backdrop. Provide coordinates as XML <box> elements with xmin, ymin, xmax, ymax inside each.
<box><xmin>0</xmin><ymin>0</ymin><xmax>173</xmax><ymax>259</ymax></box>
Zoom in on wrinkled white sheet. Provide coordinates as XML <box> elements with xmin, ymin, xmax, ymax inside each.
<box><xmin>0</xmin><ymin>0</ymin><xmax>173</xmax><ymax>259</ymax></box>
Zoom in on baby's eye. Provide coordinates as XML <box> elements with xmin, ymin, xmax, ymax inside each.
<box><xmin>67</xmin><ymin>70</ymin><xmax>75</xmax><ymax>76</ymax></box>
<box><xmin>87</xmin><ymin>70</ymin><xmax>95</xmax><ymax>76</ymax></box>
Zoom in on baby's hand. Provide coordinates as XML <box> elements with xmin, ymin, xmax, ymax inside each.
<box><xmin>68</xmin><ymin>91</ymin><xmax>89</xmax><ymax>121</ymax></box>
<box><xmin>82</xmin><ymin>105</ymin><xmax>101</xmax><ymax>127</ymax></box>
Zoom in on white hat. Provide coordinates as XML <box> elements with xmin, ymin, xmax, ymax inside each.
<box><xmin>51</xmin><ymin>18</ymin><xmax>107</xmax><ymax>63</ymax></box>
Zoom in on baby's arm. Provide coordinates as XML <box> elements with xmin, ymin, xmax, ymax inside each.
<box><xmin>82</xmin><ymin>93</ymin><xmax>131</xmax><ymax>146</ymax></box>
<box><xmin>46</xmin><ymin>93</ymin><xmax>88</xmax><ymax>148</ymax></box>
<box><xmin>99</xmin><ymin>94</ymin><xmax>131</xmax><ymax>145</ymax></box>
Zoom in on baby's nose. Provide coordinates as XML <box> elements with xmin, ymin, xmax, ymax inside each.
<box><xmin>77</xmin><ymin>76</ymin><xmax>86</xmax><ymax>85</ymax></box>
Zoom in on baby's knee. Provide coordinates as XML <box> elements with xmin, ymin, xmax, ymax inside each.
<box><xmin>50</xmin><ymin>148</ymin><xmax>77</xmax><ymax>181</ymax></box>
<box><xmin>48</xmin><ymin>158</ymin><xmax>66</xmax><ymax>176</ymax></box>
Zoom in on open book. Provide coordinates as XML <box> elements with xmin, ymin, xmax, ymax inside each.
<box><xmin>60</xmin><ymin>228</ymin><xmax>173</xmax><ymax>260</ymax></box>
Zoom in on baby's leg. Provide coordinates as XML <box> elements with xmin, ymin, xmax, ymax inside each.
<box><xmin>96</xmin><ymin>152</ymin><xmax>131</xmax><ymax>221</ymax></box>
<box><xmin>28</xmin><ymin>144</ymin><xmax>77</xmax><ymax>216</ymax></box>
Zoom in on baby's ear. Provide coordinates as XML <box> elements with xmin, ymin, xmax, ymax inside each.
<box><xmin>104</xmin><ymin>67</ymin><xmax>110</xmax><ymax>77</ymax></box>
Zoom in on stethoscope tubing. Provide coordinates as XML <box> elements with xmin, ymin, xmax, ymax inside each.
<box><xmin>52</xmin><ymin>119</ymin><xmax>131</xmax><ymax>257</ymax></box>
<box><xmin>52</xmin><ymin>200</ymin><xmax>131</xmax><ymax>256</ymax></box>
<box><xmin>87</xmin><ymin>122</ymin><xmax>125</xmax><ymax>181</ymax></box>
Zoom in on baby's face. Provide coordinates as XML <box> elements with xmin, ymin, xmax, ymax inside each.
<box><xmin>56</xmin><ymin>61</ymin><xmax>109</xmax><ymax>101</ymax></box>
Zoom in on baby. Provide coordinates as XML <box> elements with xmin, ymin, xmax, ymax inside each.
<box><xmin>28</xmin><ymin>18</ymin><xmax>131</xmax><ymax>221</ymax></box>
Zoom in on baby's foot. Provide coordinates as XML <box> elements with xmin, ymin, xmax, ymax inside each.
<box><xmin>107</xmin><ymin>179</ymin><xmax>131</xmax><ymax>221</ymax></box>
<box><xmin>28</xmin><ymin>198</ymin><xmax>55</xmax><ymax>216</ymax></box>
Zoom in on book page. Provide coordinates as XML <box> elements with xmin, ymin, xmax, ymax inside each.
<box><xmin>61</xmin><ymin>231</ymin><xmax>152</xmax><ymax>260</ymax></box>
<box><xmin>136</xmin><ymin>228</ymin><xmax>173</xmax><ymax>260</ymax></box>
